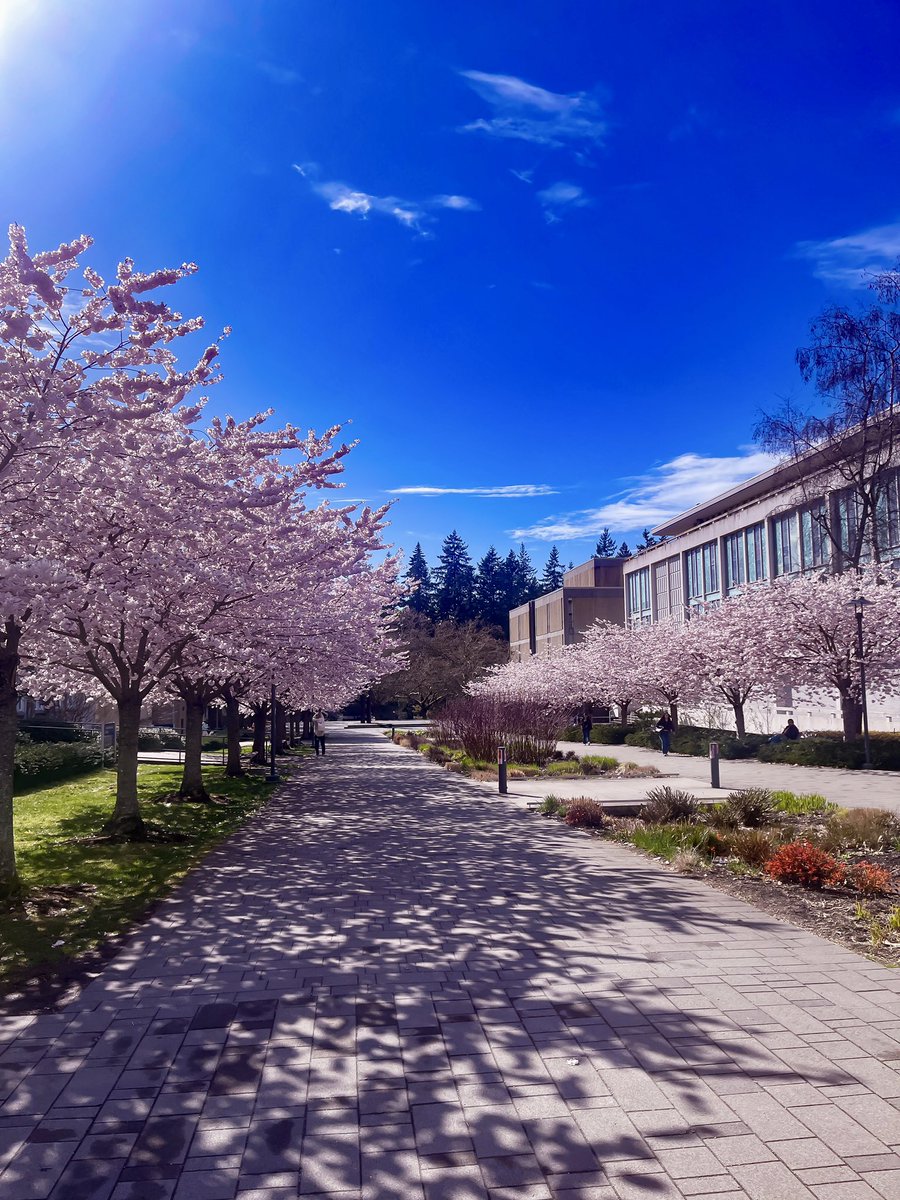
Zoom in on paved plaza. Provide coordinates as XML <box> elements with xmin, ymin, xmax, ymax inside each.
<box><xmin>1</xmin><ymin>726</ymin><xmax>900</xmax><ymax>1200</ymax></box>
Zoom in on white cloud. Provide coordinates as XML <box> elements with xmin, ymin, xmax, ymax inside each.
<box><xmin>293</xmin><ymin>166</ymin><xmax>479</xmax><ymax>234</ymax></box>
<box><xmin>795</xmin><ymin>220</ymin><xmax>900</xmax><ymax>286</ymax></box>
<box><xmin>510</xmin><ymin>449</ymin><xmax>781</xmax><ymax>541</ymax></box>
<box><xmin>459</xmin><ymin>70</ymin><xmax>607</xmax><ymax>150</ymax></box>
<box><xmin>389</xmin><ymin>484</ymin><xmax>559</xmax><ymax>498</ymax></box>
<box><xmin>537</xmin><ymin>181</ymin><xmax>590</xmax><ymax>223</ymax></box>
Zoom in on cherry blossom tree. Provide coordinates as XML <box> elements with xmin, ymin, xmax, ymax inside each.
<box><xmin>745</xmin><ymin>568</ymin><xmax>900</xmax><ymax>740</ymax></box>
<box><xmin>0</xmin><ymin>225</ymin><xmax>225</xmax><ymax>895</ymax></box>
<box><xmin>680</xmin><ymin>593</ymin><xmax>777</xmax><ymax>738</ymax></box>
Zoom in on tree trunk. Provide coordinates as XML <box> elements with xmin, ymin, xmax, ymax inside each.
<box><xmin>840</xmin><ymin>692</ymin><xmax>863</xmax><ymax>742</ymax></box>
<box><xmin>669</xmin><ymin>703</ymin><xmax>679</xmax><ymax>727</ymax></box>
<box><xmin>301</xmin><ymin>710</ymin><xmax>312</xmax><ymax>741</ymax></box>
<box><xmin>618</xmin><ymin>701</ymin><xmax>630</xmax><ymax>726</ymax></box>
<box><xmin>251</xmin><ymin>703</ymin><xmax>267</xmax><ymax>762</ymax></box>
<box><xmin>732</xmin><ymin>700</ymin><xmax>746</xmax><ymax>740</ymax></box>
<box><xmin>275</xmin><ymin>702</ymin><xmax>288</xmax><ymax>753</ymax></box>
<box><xmin>224</xmin><ymin>694</ymin><xmax>244</xmax><ymax>778</ymax></box>
<box><xmin>104</xmin><ymin>691</ymin><xmax>146</xmax><ymax>840</ymax></box>
<box><xmin>0</xmin><ymin>621</ymin><xmax>22</xmax><ymax>899</ymax></box>
<box><xmin>178</xmin><ymin>695</ymin><xmax>209</xmax><ymax>801</ymax></box>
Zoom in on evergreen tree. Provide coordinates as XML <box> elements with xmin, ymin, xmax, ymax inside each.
<box><xmin>474</xmin><ymin>545</ymin><xmax>506</xmax><ymax>628</ymax></box>
<box><xmin>636</xmin><ymin>527</ymin><xmax>658</xmax><ymax>551</ymax></box>
<box><xmin>595</xmin><ymin>527</ymin><xmax>617</xmax><ymax>556</ymax></box>
<box><xmin>617</xmin><ymin>541</ymin><xmax>631</xmax><ymax>558</ymax></box>
<box><xmin>539</xmin><ymin>545</ymin><xmax>564</xmax><ymax>593</ymax></box>
<box><xmin>404</xmin><ymin>543</ymin><xmax>433</xmax><ymax>615</ymax></box>
<box><xmin>499</xmin><ymin>548</ymin><xmax>523</xmax><ymax>615</ymax></box>
<box><xmin>433</xmin><ymin>530</ymin><xmax>475</xmax><ymax>622</ymax></box>
<box><xmin>517</xmin><ymin>542</ymin><xmax>539</xmax><ymax>601</ymax></box>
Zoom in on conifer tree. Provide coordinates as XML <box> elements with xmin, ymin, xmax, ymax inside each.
<box><xmin>540</xmin><ymin>545</ymin><xmax>564</xmax><ymax>592</ymax></box>
<box><xmin>434</xmin><ymin>530</ymin><xmax>475</xmax><ymax>622</ymax></box>
<box><xmin>595</xmin><ymin>528</ymin><xmax>617</xmax><ymax>556</ymax></box>
<box><xmin>636</xmin><ymin>527</ymin><xmax>658</xmax><ymax>551</ymax></box>
<box><xmin>404</xmin><ymin>543</ymin><xmax>433</xmax><ymax>615</ymax></box>
<box><xmin>517</xmin><ymin>543</ymin><xmax>539</xmax><ymax>601</ymax></box>
<box><xmin>617</xmin><ymin>542</ymin><xmax>631</xmax><ymax>558</ymax></box>
<box><xmin>475</xmin><ymin>546</ymin><xmax>506</xmax><ymax>629</ymax></box>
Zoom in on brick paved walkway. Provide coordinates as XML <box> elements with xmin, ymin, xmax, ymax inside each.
<box><xmin>1</xmin><ymin>727</ymin><xmax>899</xmax><ymax>1200</ymax></box>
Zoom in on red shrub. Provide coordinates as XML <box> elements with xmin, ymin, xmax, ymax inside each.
<box><xmin>563</xmin><ymin>798</ymin><xmax>607</xmax><ymax>830</ymax></box>
<box><xmin>850</xmin><ymin>861</ymin><xmax>894</xmax><ymax>897</ymax></box>
<box><xmin>765</xmin><ymin>842</ymin><xmax>845</xmax><ymax>889</ymax></box>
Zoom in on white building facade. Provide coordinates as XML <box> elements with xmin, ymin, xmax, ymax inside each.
<box><xmin>621</xmin><ymin>457</ymin><xmax>900</xmax><ymax>734</ymax></box>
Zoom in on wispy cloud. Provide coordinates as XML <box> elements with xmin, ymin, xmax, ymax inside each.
<box><xmin>389</xmin><ymin>484</ymin><xmax>559</xmax><ymax>498</ymax></box>
<box><xmin>510</xmin><ymin>449</ymin><xmax>780</xmax><ymax>541</ymax></box>
<box><xmin>537</xmin><ymin>181</ymin><xmax>590</xmax><ymax>223</ymax></box>
<box><xmin>459</xmin><ymin>70</ymin><xmax>607</xmax><ymax>151</ymax></box>
<box><xmin>795</xmin><ymin>220</ymin><xmax>900</xmax><ymax>286</ymax></box>
<box><xmin>293</xmin><ymin>165</ymin><xmax>479</xmax><ymax>234</ymax></box>
<box><xmin>257</xmin><ymin>61</ymin><xmax>302</xmax><ymax>86</ymax></box>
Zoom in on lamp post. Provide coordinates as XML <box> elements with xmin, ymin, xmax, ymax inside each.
<box><xmin>266</xmin><ymin>680</ymin><xmax>279</xmax><ymax>783</ymax></box>
<box><xmin>849</xmin><ymin>596</ymin><xmax>873</xmax><ymax>769</ymax></box>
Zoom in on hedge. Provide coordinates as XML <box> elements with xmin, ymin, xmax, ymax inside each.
<box><xmin>14</xmin><ymin>741</ymin><xmax>104</xmax><ymax>788</ymax></box>
<box><xmin>562</xmin><ymin>724</ymin><xmax>635</xmax><ymax>745</ymax></box>
<box><xmin>137</xmin><ymin>728</ymin><xmax>185</xmax><ymax>750</ymax></box>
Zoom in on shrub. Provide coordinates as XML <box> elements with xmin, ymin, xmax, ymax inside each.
<box><xmin>641</xmin><ymin>786</ymin><xmax>698</xmax><ymax>824</ymax></box>
<box><xmin>563</xmin><ymin>798</ymin><xmax>607</xmax><ymax>829</ymax></box>
<box><xmin>887</xmin><ymin>906</ymin><xmax>900</xmax><ymax>932</ymax></box>
<box><xmin>850</xmin><ymin>861</ymin><xmax>894</xmax><ymax>897</ymax></box>
<box><xmin>538</xmin><ymin>794</ymin><xmax>566</xmax><ymax>818</ymax></box>
<box><xmin>672</xmin><ymin>848</ymin><xmax>708</xmax><ymax>874</ymax></box>
<box><xmin>823</xmin><ymin>808</ymin><xmax>899</xmax><ymax>852</ymax></box>
<box><xmin>615</xmin><ymin>761</ymin><xmax>662</xmax><ymax>779</ymax></box>
<box><xmin>580</xmin><ymin>755</ymin><xmax>618</xmax><ymax>775</ymax></box>
<box><xmin>14</xmin><ymin>740</ymin><xmax>104</xmax><ymax>788</ymax></box>
<box><xmin>757</xmin><ymin>739</ymin><xmax>865</xmax><ymax>769</ymax></box>
<box><xmin>545</xmin><ymin>760</ymin><xmax>584</xmax><ymax>776</ymax></box>
<box><xmin>719</xmin><ymin>735</ymin><xmax>769</xmax><ymax>759</ymax></box>
<box><xmin>202</xmin><ymin>738</ymin><xmax>227</xmax><ymax>752</ymax></box>
<box><xmin>720</xmin><ymin>788</ymin><xmax>775</xmax><ymax>828</ymax></box>
<box><xmin>137</xmin><ymin>727</ymin><xmax>185</xmax><ymax>750</ymax></box>
<box><xmin>590</xmin><ymin>725</ymin><xmax>635</xmax><ymax>745</ymax></box>
<box><xmin>631</xmin><ymin>823</ymin><xmax>714</xmax><ymax>860</ymax></box>
<box><xmin>771</xmin><ymin>791</ymin><xmax>836</xmax><ymax>816</ymax></box>
<box><xmin>765</xmin><ymin>842</ymin><xmax>844</xmax><ymax>889</ymax></box>
<box><xmin>17</xmin><ymin>719</ymin><xmax>92</xmax><ymax>744</ymax></box>
<box><xmin>729</xmin><ymin>829</ymin><xmax>779</xmax><ymax>869</ymax></box>
<box><xmin>433</xmin><ymin>695</ymin><xmax>568</xmax><ymax>766</ymax></box>
<box><xmin>423</xmin><ymin>743</ymin><xmax>451</xmax><ymax>764</ymax></box>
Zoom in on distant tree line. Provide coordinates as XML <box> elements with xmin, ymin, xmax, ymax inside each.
<box><xmin>403</xmin><ymin>526</ymin><xmax>659</xmax><ymax>633</ymax></box>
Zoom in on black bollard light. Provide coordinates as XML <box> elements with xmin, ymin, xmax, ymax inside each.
<box><xmin>709</xmin><ymin>741</ymin><xmax>720</xmax><ymax>789</ymax></box>
<box><xmin>498</xmin><ymin>745</ymin><xmax>507</xmax><ymax>795</ymax></box>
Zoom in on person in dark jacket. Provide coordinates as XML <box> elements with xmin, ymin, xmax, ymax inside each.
<box><xmin>580</xmin><ymin>715</ymin><xmax>593</xmax><ymax>745</ymax></box>
<box><xmin>655</xmin><ymin>713</ymin><xmax>674</xmax><ymax>756</ymax></box>
<box><xmin>782</xmin><ymin>718</ymin><xmax>800</xmax><ymax>741</ymax></box>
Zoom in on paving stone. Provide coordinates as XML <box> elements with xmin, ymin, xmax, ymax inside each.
<box><xmin>5</xmin><ymin>732</ymin><xmax>900</xmax><ymax>1200</ymax></box>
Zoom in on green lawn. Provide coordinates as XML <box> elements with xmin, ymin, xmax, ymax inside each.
<box><xmin>0</xmin><ymin>762</ymin><xmax>280</xmax><ymax>988</ymax></box>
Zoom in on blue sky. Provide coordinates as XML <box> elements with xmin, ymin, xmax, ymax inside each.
<box><xmin>3</xmin><ymin>0</ymin><xmax>900</xmax><ymax>573</ymax></box>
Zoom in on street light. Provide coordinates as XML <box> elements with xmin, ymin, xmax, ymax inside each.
<box><xmin>848</xmin><ymin>595</ymin><xmax>873</xmax><ymax>769</ymax></box>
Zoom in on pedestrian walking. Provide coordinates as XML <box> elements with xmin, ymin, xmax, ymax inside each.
<box><xmin>580</xmin><ymin>714</ymin><xmax>593</xmax><ymax>745</ymax></box>
<box><xmin>313</xmin><ymin>710</ymin><xmax>327</xmax><ymax>756</ymax></box>
<box><xmin>655</xmin><ymin>712</ymin><xmax>673</xmax><ymax>756</ymax></box>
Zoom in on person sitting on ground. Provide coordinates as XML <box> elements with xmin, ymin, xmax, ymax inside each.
<box><xmin>782</xmin><ymin>718</ymin><xmax>800</xmax><ymax>741</ymax></box>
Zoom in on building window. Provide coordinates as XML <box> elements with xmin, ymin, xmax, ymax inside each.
<box><xmin>746</xmin><ymin>521</ymin><xmax>768</xmax><ymax>582</ymax></box>
<box><xmin>774</xmin><ymin>504</ymin><xmax>828</xmax><ymax>576</ymax></box>
<box><xmin>685</xmin><ymin>540</ymin><xmax>720</xmax><ymax>608</ymax></box>
<box><xmin>626</xmin><ymin>566</ymin><xmax>651</xmax><ymax>626</ymax></box>
<box><xmin>653</xmin><ymin>555</ymin><xmax>683</xmax><ymax>622</ymax></box>
<box><xmin>874</xmin><ymin>467</ymin><xmax>900</xmax><ymax>559</ymax></box>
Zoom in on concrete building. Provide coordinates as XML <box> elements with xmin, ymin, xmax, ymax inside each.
<box><xmin>509</xmin><ymin>446</ymin><xmax>900</xmax><ymax>733</ymax></box>
<box><xmin>620</xmin><ymin>453</ymin><xmax>900</xmax><ymax>732</ymax></box>
<box><xmin>509</xmin><ymin>557</ymin><xmax>625</xmax><ymax>661</ymax></box>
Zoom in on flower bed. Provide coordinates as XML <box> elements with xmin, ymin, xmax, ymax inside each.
<box><xmin>534</xmin><ymin>785</ymin><xmax>900</xmax><ymax>964</ymax></box>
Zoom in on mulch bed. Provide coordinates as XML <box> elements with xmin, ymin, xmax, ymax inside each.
<box><xmin>600</xmin><ymin>813</ymin><xmax>900</xmax><ymax>967</ymax></box>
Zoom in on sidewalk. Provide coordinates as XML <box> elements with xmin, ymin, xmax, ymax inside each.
<box><xmin>0</xmin><ymin>726</ymin><xmax>898</xmax><ymax>1200</ymax></box>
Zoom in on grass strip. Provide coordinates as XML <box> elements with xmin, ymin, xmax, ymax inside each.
<box><xmin>0</xmin><ymin>763</ymin><xmax>279</xmax><ymax>989</ymax></box>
